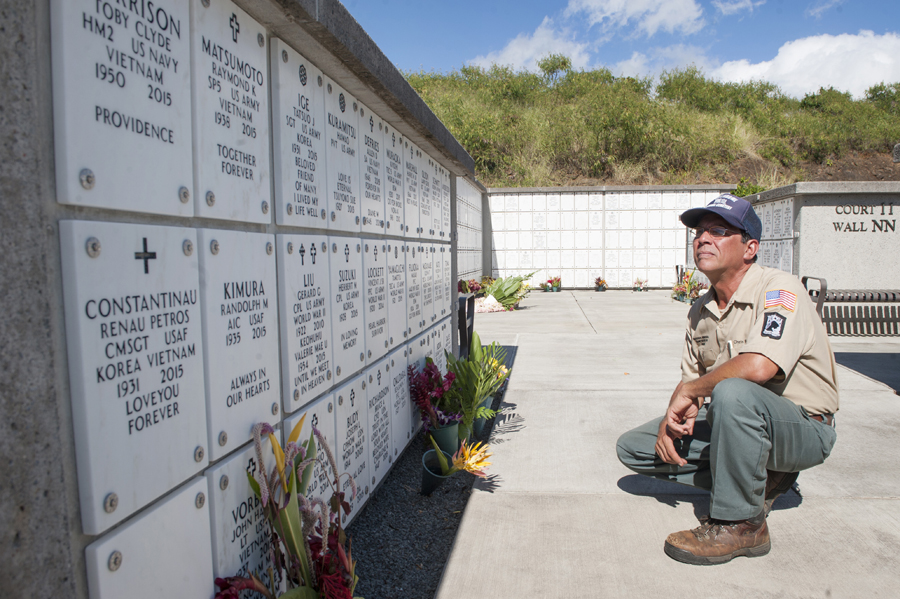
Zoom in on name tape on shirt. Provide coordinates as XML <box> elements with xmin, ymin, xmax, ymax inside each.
<box><xmin>764</xmin><ymin>289</ymin><xmax>796</xmax><ymax>312</ymax></box>
<box><xmin>762</xmin><ymin>312</ymin><xmax>786</xmax><ymax>340</ymax></box>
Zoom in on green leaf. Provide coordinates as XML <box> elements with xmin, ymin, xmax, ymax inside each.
<box><xmin>297</xmin><ymin>432</ymin><xmax>317</xmax><ymax>496</ymax></box>
<box><xmin>429</xmin><ymin>435</ymin><xmax>451</xmax><ymax>475</ymax></box>
<box><xmin>247</xmin><ymin>470</ymin><xmax>261</xmax><ymax>497</ymax></box>
<box><xmin>277</xmin><ymin>586</ymin><xmax>320</xmax><ymax>599</ymax></box>
<box><xmin>470</xmin><ymin>330</ymin><xmax>483</xmax><ymax>363</ymax></box>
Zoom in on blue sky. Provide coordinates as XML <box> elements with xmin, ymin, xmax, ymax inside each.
<box><xmin>343</xmin><ymin>0</ymin><xmax>900</xmax><ymax>99</ymax></box>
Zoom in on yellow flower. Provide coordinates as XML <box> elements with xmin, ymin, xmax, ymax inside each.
<box><xmin>452</xmin><ymin>441</ymin><xmax>492</xmax><ymax>477</ymax></box>
<box><xmin>271</xmin><ymin>413</ymin><xmax>307</xmax><ymax>492</ymax></box>
<box><xmin>496</xmin><ymin>365</ymin><xmax>509</xmax><ymax>379</ymax></box>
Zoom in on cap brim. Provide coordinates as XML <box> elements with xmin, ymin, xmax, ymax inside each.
<box><xmin>680</xmin><ymin>207</ymin><xmax>746</xmax><ymax>231</ymax></box>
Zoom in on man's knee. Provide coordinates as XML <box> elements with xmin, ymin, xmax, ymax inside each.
<box><xmin>617</xmin><ymin>427</ymin><xmax>652</xmax><ymax>472</ymax></box>
<box><xmin>708</xmin><ymin>378</ymin><xmax>764</xmax><ymax>421</ymax></box>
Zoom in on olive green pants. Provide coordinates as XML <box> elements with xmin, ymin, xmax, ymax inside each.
<box><xmin>616</xmin><ymin>378</ymin><xmax>837</xmax><ymax>521</ymax></box>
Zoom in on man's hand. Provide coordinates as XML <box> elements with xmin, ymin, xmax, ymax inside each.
<box><xmin>655</xmin><ymin>381</ymin><xmax>702</xmax><ymax>466</ymax></box>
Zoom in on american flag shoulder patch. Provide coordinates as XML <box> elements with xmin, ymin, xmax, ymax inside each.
<box><xmin>764</xmin><ymin>289</ymin><xmax>797</xmax><ymax>311</ymax></box>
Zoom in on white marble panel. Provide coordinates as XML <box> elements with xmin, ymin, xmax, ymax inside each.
<box><xmin>773</xmin><ymin>202</ymin><xmax>784</xmax><ymax>238</ymax></box>
<box><xmin>633</xmin><ymin>193</ymin><xmax>648</xmax><ymax>210</ymax></box>
<box><xmin>573</xmin><ymin>269</ymin><xmax>588</xmax><ymax>287</ymax></box>
<box><xmin>561</xmin><ymin>250</ymin><xmax>575</xmax><ymax>268</ymax></box>
<box><xmin>620</xmin><ymin>250</ymin><xmax>633</xmax><ymax>268</ymax></box>
<box><xmin>574</xmin><ymin>194</ymin><xmax>588</xmax><ymax>211</ymax></box>
<box><xmin>662</xmin><ymin>193</ymin><xmax>676</xmax><ymax>209</ymax></box>
<box><xmin>634</xmin><ymin>249</ymin><xmax>647</xmax><ymax>269</ymax></box>
<box><xmin>662</xmin><ymin>249</ymin><xmax>678</xmax><ymax>268</ymax></box>
<box><xmin>561</xmin><ymin>212</ymin><xmax>575</xmax><ymax>230</ymax></box>
<box><xmin>546</xmin><ymin>194</ymin><xmax>560</xmax><ymax>210</ymax></box>
<box><xmin>649</xmin><ymin>249</ymin><xmax>662</xmax><ymax>268</ymax></box>
<box><xmin>519</xmin><ymin>212</ymin><xmax>533</xmax><ymax>230</ymax></box>
<box><xmin>363</xmin><ymin>239</ymin><xmax>389</xmax><ymax>364</ymax></box>
<box><xmin>403</xmin><ymin>139</ymin><xmax>421</xmax><ymax>235</ymax></box>
<box><xmin>386</xmin><ymin>346</ymin><xmax>411</xmax><ymax>460</ymax></box>
<box><xmin>518</xmin><ymin>194</ymin><xmax>532</xmax><ymax>212</ymax></box>
<box><xmin>430</xmin><ymin>161</ymin><xmax>444</xmax><ymax>239</ymax></box>
<box><xmin>606</xmin><ymin>211</ymin><xmax>620</xmax><ymax>230</ymax></box>
<box><xmin>589</xmin><ymin>211</ymin><xmax>603</xmax><ymax>229</ymax></box>
<box><xmin>620</xmin><ymin>230</ymin><xmax>633</xmax><ymax>249</ymax></box>
<box><xmin>546</xmin><ymin>251</ymin><xmax>561</xmax><ymax>269</ymax></box>
<box><xmin>648</xmin><ymin>210</ymin><xmax>662</xmax><ymax>229</ymax></box>
<box><xmin>329</xmin><ymin>236</ymin><xmax>364</xmax><ymax>384</ymax></box>
<box><xmin>284</xmin><ymin>393</ymin><xmax>337</xmax><ymax>503</ymax></box>
<box><xmin>207</xmin><ymin>437</ymin><xmax>281</xmax><ymax>594</ymax></box>
<box><xmin>421</xmin><ymin>245</ymin><xmax>436</xmax><ymax>327</ymax></box>
<box><xmin>620</xmin><ymin>211</ymin><xmax>634</xmax><ymax>230</ymax></box>
<box><xmin>324</xmin><ymin>78</ymin><xmax>361</xmax><ymax>232</ymax></box>
<box><xmin>441</xmin><ymin>169</ymin><xmax>451</xmax><ymax>241</ymax></box>
<box><xmin>662</xmin><ymin>230</ymin><xmax>677</xmax><ymax>248</ymax></box>
<box><xmin>589</xmin><ymin>231</ymin><xmax>603</xmax><ymax>248</ymax></box>
<box><xmin>408</xmin><ymin>332</ymin><xmax>432</xmax><ymax>434</ymax></box>
<box><xmin>648</xmin><ymin>193</ymin><xmax>662</xmax><ymax>209</ymax></box>
<box><xmin>359</xmin><ymin>103</ymin><xmax>386</xmax><ymax>234</ymax></box>
<box><xmin>589</xmin><ymin>250</ymin><xmax>603</xmax><ymax>267</ymax></box>
<box><xmin>85</xmin><ymin>478</ymin><xmax>213</xmax><ymax>599</ymax></box>
<box><xmin>191</xmin><ymin>0</ymin><xmax>270</xmax><ymax>223</ymax></box>
<box><xmin>574</xmin><ymin>212</ymin><xmax>589</xmax><ymax>230</ymax></box>
<box><xmin>533</xmin><ymin>251</ymin><xmax>547</xmax><ymax>269</ymax></box>
<box><xmin>605</xmin><ymin>249</ymin><xmax>619</xmax><ymax>269</ymax></box>
<box><xmin>561</xmin><ymin>194</ymin><xmax>575</xmax><ymax>211</ymax></box>
<box><xmin>606</xmin><ymin>193</ymin><xmax>619</xmax><ymax>210</ymax></box>
<box><xmin>691</xmin><ymin>191</ymin><xmax>708</xmax><ymax>207</ymax></box>
<box><xmin>519</xmin><ymin>251</ymin><xmax>533</xmax><ymax>269</ymax></box>
<box><xmin>271</xmin><ymin>40</ymin><xmax>328</xmax><ymax>227</ymax></box>
<box><xmin>506</xmin><ymin>251</ymin><xmax>519</xmax><ymax>269</ymax></box>
<box><xmin>575</xmin><ymin>250</ymin><xmax>589</xmax><ymax>268</ymax></box>
<box><xmin>198</xmin><ymin>230</ymin><xmax>279</xmax><ymax>460</ymax></box>
<box><xmin>533</xmin><ymin>195</ymin><xmax>547</xmax><ymax>211</ymax></box>
<box><xmin>533</xmin><ymin>232</ymin><xmax>547</xmax><ymax>249</ymax></box>
<box><xmin>505</xmin><ymin>212</ymin><xmax>519</xmax><ymax>231</ymax></box>
<box><xmin>383</xmin><ymin>122</ymin><xmax>405</xmax><ymax>234</ymax></box>
<box><xmin>619</xmin><ymin>193</ymin><xmax>633</xmax><ymax>210</ymax></box>
<box><xmin>406</xmin><ymin>243</ymin><xmax>423</xmax><ymax>337</ymax></box>
<box><xmin>505</xmin><ymin>231</ymin><xmax>519</xmax><ymax>250</ymax></box>
<box><xmin>546</xmin><ymin>212</ymin><xmax>560</xmax><ymax>230</ymax></box>
<box><xmin>606</xmin><ymin>270</ymin><xmax>619</xmax><ymax>287</ymax></box>
<box><xmin>51</xmin><ymin>0</ymin><xmax>193</xmax><ymax>216</ymax></box>
<box><xmin>365</xmin><ymin>357</ymin><xmax>392</xmax><ymax>491</ymax></box>
<box><xmin>675</xmin><ymin>192</ymin><xmax>691</xmax><ymax>209</ymax></box>
<box><xmin>560</xmin><ymin>231</ymin><xmax>575</xmax><ymax>249</ymax></box>
<box><xmin>648</xmin><ymin>230</ymin><xmax>662</xmax><ymax>248</ymax></box>
<box><xmin>437</xmin><ymin>245</ymin><xmax>450</xmax><ymax>321</ymax></box>
<box><xmin>489</xmin><ymin>195</ymin><xmax>503</xmax><ymax>213</ymax></box>
<box><xmin>60</xmin><ymin>221</ymin><xmax>206</xmax><ymax>534</ymax></box>
<box><xmin>633</xmin><ymin>211</ymin><xmax>648</xmax><ymax>229</ymax></box>
<box><xmin>277</xmin><ymin>234</ymin><xmax>332</xmax><ymax>413</ymax></box>
<box><xmin>519</xmin><ymin>231</ymin><xmax>534</xmax><ymax>249</ymax></box>
<box><xmin>334</xmin><ymin>374</ymin><xmax>369</xmax><ymax>524</ymax></box>
<box><xmin>505</xmin><ymin>195</ymin><xmax>519</xmax><ymax>211</ymax></box>
<box><xmin>419</xmin><ymin>156</ymin><xmax>433</xmax><ymax>238</ymax></box>
<box><xmin>492</xmin><ymin>213</ymin><xmax>505</xmax><ymax>232</ymax></box>
<box><xmin>574</xmin><ymin>231</ymin><xmax>589</xmax><ymax>249</ymax></box>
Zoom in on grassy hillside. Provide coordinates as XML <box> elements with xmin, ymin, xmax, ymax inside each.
<box><xmin>406</xmin><ymin>60</ymin><xmax>900</xmax><ymax>190</ymax></box>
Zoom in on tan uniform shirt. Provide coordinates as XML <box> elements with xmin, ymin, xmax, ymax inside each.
<box><xmin>681</xmin><ymin>263</ymin><xmax>840</xmax><ymax>414</ymax></box>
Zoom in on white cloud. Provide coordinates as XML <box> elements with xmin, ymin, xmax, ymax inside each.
<box><xmin>712</xmin><ymin>0</ymin><xmax>766</xmax><ymax>16</ymax></box>
<box><xmin>612</xmin><ymin>45</ymin><xmax>714</xmax><ymax>78</ymax></box>
<box><xmin>469</xmin><ymin>17</ymin><xmax>592</xmax><ymax>72</ymax></box>
<box><xmin>806</xmin><ymin>0</ymin><xmax>845</xmax><ymax>19</ymax></box>
<box><xmin>564</xmin><ymin>0</ymin><xmax>705</xmax><ymax>37</ymax></box>
<box><xmin>711</xmin><ymin>30</ymin><xmax>900</xmax><ymax>98</ymax></box>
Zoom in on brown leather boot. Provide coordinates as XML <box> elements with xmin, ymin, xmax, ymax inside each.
<box><xmin>764</xmin><ymin>470</ymin><xmax>799</xmax><ymax>515</ymax></box>
<box><xmin>664</xmin><ymin>512</ymin><xmax>770</xmax><ymax>565</ymax></box>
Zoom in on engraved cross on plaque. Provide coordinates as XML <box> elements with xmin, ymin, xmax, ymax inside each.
<box><xmin>311</xmin><ymin>414</ymin><xmax>319</xmax><ymax>428</ymax></box>
<box><xmin>373</xmin><ymin>245</ymin><xmax>378</xmax><ymax>261</ymax></box>
<box><xmin>134</xmin><ymin>237</ymin><xmax>157</xmax><ymax>274</ymax></box>
<box><xmin>298</xmin><ymin>243</ymin><xmax>306</xmax><ymax>265</ymax></box>
<box><xmin>349</xmin><ymin>389</ymin><xmax>355</xmax><ymax>407</ymax></box>
<box><xmin>377</xmin><ymin>370</ymin><xmax>382</xmax><ymax>386</ymax></box>
<box><xmin>391</xmin><ymin>133</ymin><xmax>396</xmax><ymax>147</ymax></box>
<box><xmin>369</xmin><ymin>116</ymin><xmax>374</xmax><ymax>133</ymax></box>
<box><xmin>344</xmin><ymin>244</ymin><xmax>350</xmax><ymax>263</ymax></box>
<box><xmin>310</xmin><ymin>244</ymin><xmax>317</xmax><ymax>264</ymax></box>
<box><xmin>229</xmin><ymin>13</ymin><xmax>240</xmax><ymax>42</ymax></box>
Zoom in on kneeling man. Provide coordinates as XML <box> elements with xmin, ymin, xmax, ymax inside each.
<box><xmin>617</xmin><ymin>194</ymin><xmax>838</xmax><ymax>565</ymax></box>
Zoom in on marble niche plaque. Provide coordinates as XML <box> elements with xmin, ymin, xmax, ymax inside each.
<box><xmin>190</xmin><ymin>0</ymin><xmax>270</xmax><ymax>223</ymax></box>
<box><xmin>60</xmin><ymin>221</ymin><xmax>207</xmax><ymax>534</ymax></box>
<box><xmin>50</xmin><ymin>0</ymin><xmax>192</xmax><ymax>215</ymax></box>
<box><xmin>433</xmin><ymin>244</ymin><xmax>445</xmax><ymax>322</ymax></box>
<box><xmin>387</xmin><ymin>346</ymin><xmax>413</xmax><ymax>459</ymax></box>
<box><xmin>359</xmin><ymin>102</ymin><xmax>386</xmax><ymax>234</ymax></box>
<box><xmin>365</xmin><ymin>357</ymin><xmax>393</xmax><ymax>491</ymax></box>
<box><xmin>440</xmin><ymin>165</ymin><xmax>451</xmax><ymax>241</ymax></box>
<box><xmin>363</xmin><ymin>239</ymin><xmax>390</xmax><ymax>364</ymax></box>
<box><xmin>403</xmin><ymin>138</ymin><xmax>422</xmax><ymax>235</ymax></box>
<box><xmin>419</xmin><ymin>154</ymin><xmax>433</xmax><ymax>238</ymax></box>
<box><xmin>406</xmin><ymin>243</ymin><xmax>423</xmax><ymax>338</ymax></box>
<box><xmin>85</xmin><ymin>478</ymin><xmax>213</xmax><ymax>599</ymax></box>
<box><xmin>277</xmin><ymin>234</ymin><xmax>333</xmax><ymax>413</ymax></box>
<box><xmin>334</xmin><ymin>374</ymin><xmax>369</xmax><ymax>525</ymax></box>
<box><xmin>207</xmin><ymin>435</ymin><xmax>282</xmax><ymax>595</ymax></box>
<box><xmin>429</xmin><ymin>158</ymin><xmax>443</xmax><ymax>239</ymax></box>
<box><xmin>197</xmin><ymin>230</ymin><xmax>279</xmax><ymax>460</ymax></box>
<box><xmin>284</xmin><ymin>393</ymin><xmax>338</xmax><ymax>502</ymax></box>
<box><xmin>441</xmin><ymin>317</ymin><xmax>453</xmax><ymax>373</ymax></box>
<box><xmin>383</xmin><ymin>123</ymin><xmax>405</xmax><ymax>234</ymax></box>
<box><xmin>407</xmin><ymin>332</ymin><xmax>433</xmax><ymax>436</ymax></box>
<box><xmin>421</xmin><ymin>244</ymin><xmax>436</xmax><ymax>328</ymax></box>
<box><xmin>386</xmin><ymin>242</ymin><xmax>408</xmax><ymax>350</ymax></box>
<box><xmin>270</xmin><ymin>39</ymin><xmax>328</xmax><ymax>226</ymax></box>
<box><xmin>441</xmin><ymin>244</ymin><xmax>452</xmax><ymax>320</ymax></box>
<box><xmin>324</xmin><ymin>77</ymin><xmax>361</xmax><ymax>233</ymax></box>
<box><xmin>433</xmin><ymin>317</ymin><xmax>451</xmax><ymax>374</ymax></box>
<box><xmin>330</xmin><ymin>236</ymin><xmax>365</xmax><ymax>384</ymax></box>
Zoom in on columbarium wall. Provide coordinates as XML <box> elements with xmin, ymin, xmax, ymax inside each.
<box><xmin>0</xmin><ymin>1</ymin><xmax>476</xmax><ymax>597</ymax></box>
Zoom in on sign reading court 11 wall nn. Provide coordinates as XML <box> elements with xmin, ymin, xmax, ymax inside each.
<box><xmin>190</xmin><ymin>0</ymin><xmax>271</xmax><ymax>223</ymax></box>
<box><xmin>51</xmin><ymin>0</ymin><xmax>193</xmax><ymax>216</ymax></box>
<box><xmin>60</xmin><ymin>221</ymin><xmax>207</xmax><ymax>535</ymax></box>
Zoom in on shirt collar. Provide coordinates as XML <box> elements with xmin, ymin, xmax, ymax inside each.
<box><xmin>701</xmin><ymin>263</ymin><xmax>762</xmax><ymax>318</ymax></box>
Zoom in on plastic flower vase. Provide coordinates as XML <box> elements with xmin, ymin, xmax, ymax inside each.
<box><xmin>429</xmin><ymin>422</ymin><xmax>459</xmax><ymax>456</ymax></box>
<box><xmin>421</xmin><ymin>449</ymin><xmax>453</xmax><ymax>495</ymax></box>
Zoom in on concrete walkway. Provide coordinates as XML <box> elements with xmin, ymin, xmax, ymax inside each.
<box><xmin>435</xmin><ymin>290</ymin><xmax>900</xmax><ymax>599</ymax></box>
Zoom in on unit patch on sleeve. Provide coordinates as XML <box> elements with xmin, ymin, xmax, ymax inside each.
<box><xmin>761</xmin><ymin>312</ymin><xmax>786</xmax><ymax>340</ymax></box>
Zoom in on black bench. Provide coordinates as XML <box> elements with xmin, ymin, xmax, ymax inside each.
<box><xmin>803</xmin><ymin>276</ymin><xmax>900</xmax><ymax>336</ymax></box>
<box><xmin>458</xmin><ymin>293</ymin><xmax>475</xmax><ymax>358</ymax></box>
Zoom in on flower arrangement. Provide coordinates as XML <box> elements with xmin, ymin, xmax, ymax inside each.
<box><xmin>633</xmin><ymin>277</ymin><xmax>647</xmax><ymax>291</ymax></box>
<box><xmin>428</xmin><ymin>438</ymin><xmax>493</xmax><ymax>478</ymax></box>
<box><xmin>214</xmin><ymin>416</ymin><xmax>361</xmax><ymax>599</ymax></box>
<box><xmin>476</xmin><ymin>272</ymin><xmax>536</xmax><ymax>311</ymax></box>
<box><xmin>408</xmin><ymin>358</ymin><xmax>459</xmax><ymax>431</ymax></box>
<box><xmin>458</xmin><ymin>279</ymin><xmax>482</xmax><ymax>295</ymax></box>
<box><xmin>444</xmin><ymin>331</ymin><xmax>511</xmax><ymax>439</ymax></box>
<box><xmin>543</xmin><ymin>276</ymin><xmax>561</xmax><ymax>291</ymax></box>
<box><xmin>672</xmin><ymin>270</ymin><xmax>708</xmax><ymax>303</ymax></box>
<box><xmin>594</xmin><ymin>276</ymin><xmax>608</xmax><ymax>290</ymax></box>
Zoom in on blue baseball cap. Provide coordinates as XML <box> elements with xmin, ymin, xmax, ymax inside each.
<box><xmin>680</xmin><ymin>194</ymin><xmax>762</xmax><ymax>241</ymax></box>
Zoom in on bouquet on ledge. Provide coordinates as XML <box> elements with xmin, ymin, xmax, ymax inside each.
<box><xmin>408</xmin><ymin>358</ymin><xmax>459</xmax><ymax>431</ymax></box>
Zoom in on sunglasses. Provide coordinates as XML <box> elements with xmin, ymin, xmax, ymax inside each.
<box><xmin>692</xmin><ymin>226</ymin><xmax>741</xmax><ymax>239</ymax></box>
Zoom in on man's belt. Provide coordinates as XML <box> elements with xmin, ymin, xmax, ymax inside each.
<box><xmin>810</xmin><ymin>413</ymin><xmax>835</xmax><ymax>426</ymax></box>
